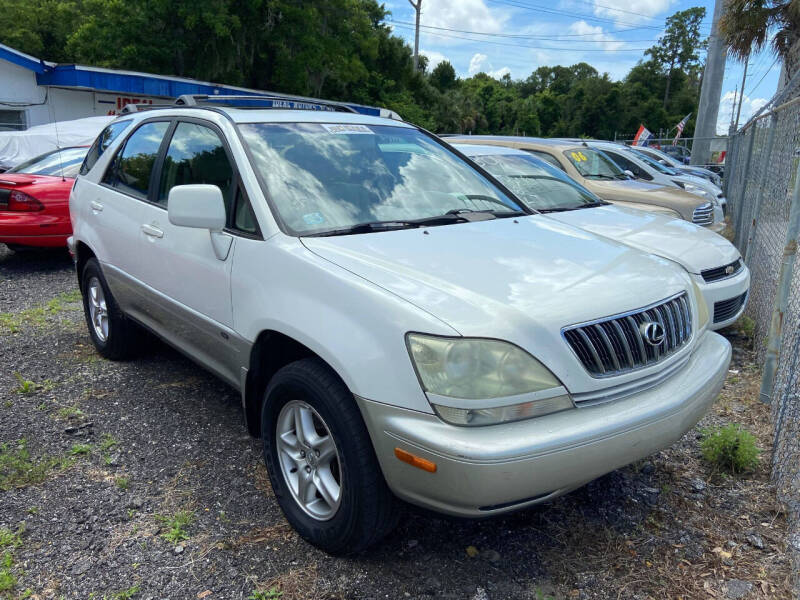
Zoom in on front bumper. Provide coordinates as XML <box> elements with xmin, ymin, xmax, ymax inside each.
<box><xmin>695</xmin><ymin>265</ymin><xmax>750</xmax><ymax>330</ymax></box>
<box><xmin>357</xmin><ymin>331</ymin><xmax>731</xmax><ymax>517</ymax></box>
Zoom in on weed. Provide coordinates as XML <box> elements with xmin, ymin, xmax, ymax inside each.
<box><xmin>127</xmin><ymin>508</ymin><xmax>136</xmax><ymax>520</ymax></box>
<box><xmin>0</xmin><ymin>439</ymin><xmax>64</xmax><ymax>491</ymax></box>
<box><xmin>737</xmin><ymin>315</ymin><xmax>756</xmax><ymax>340</ymax></box>
<box><xmin>157</xmin><ymin>510</ymin><xmax>194</xmax><ymax>543</ymax></box>
<box><xmin>0</xmin><ymin>524</ymin><xmax>24</xmax><ymax>595</ymax></box>
<box><xmin>57</xmin><ymin>406</ymin><xmax>85</xmax><ymax>420</ymax></box>
<box><xmin>701</xmin><ymin>424</ymin><xmax>760</xmax><ymax>473</ymax></box>
<box><xmin>105</xmin><ymin>585</ymin><xmax>140</xmax><ymax>600</ymax></box>
<box><xmin>69</xmin><ymin>444</ymin><xmax>92</xmax><ymax>456</ymax></box>
<box><xmin>115</xmin><ymin>477</ymin><xmax>130</xmax><ymax>490</ymax></box>
<box><xmin>13</xmin><ymin>373</ymin><xmax>36</xmax><ymax>395</ymax></box>
<box><xmin>99</xmin><ymin>434</ymin><xmax>118</xmax><ymax>452</ymax></box>
<box><xmin>0</xmin><ymin>290</ymin><xmax>82</xmax><ymax>334</ymax></box>
<box><xmin>0</xmin><ymin>525</ymin><xmax>23</xmax><ymax>549</ymax></box>
<box><xmin>249</xmin><ymin>589</ymin><xmax>282</xmax><ymax>600</ymax></box>
<box><xmin>3</xmin><ymin>401</ymin><xmax>11</xmax><ymax>408</ymax></box>
<box><xmin>26</xmin><ymin>507</ymin><xmax>38</xmax><ymax>515</ymax></box>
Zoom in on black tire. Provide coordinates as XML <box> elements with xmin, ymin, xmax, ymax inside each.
<box><xmin>262</xmin><ymin>358</ymin><xmax>399</xmax><ymax>554</ymax></box>
<box><xmin>80</xmin><ymin>258</ymin><xmax>143</xmax><ymax>360</ymax></box>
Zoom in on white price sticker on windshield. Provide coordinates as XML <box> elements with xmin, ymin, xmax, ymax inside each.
<box><xmin>322</xmin><ymin>124</ymin><xmax>374</xmax><ymax>135</ymax></box>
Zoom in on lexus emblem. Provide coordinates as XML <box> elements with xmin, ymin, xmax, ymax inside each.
<box><xmin>725</xmin><ymin>265</ymin><xmax>735</xmax><ymax>275</ymax></box>
<box><xmin>640</xmin><ymin>322</ymin><xmax>665</xmax><ymax>346</ymax></box>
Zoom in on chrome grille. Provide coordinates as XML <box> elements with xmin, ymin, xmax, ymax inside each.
<box><xmin>563</xmin><ymin>292</ymin><xmax>693</xmax><ymax>377</ymax></box>
<box><xmin>701</xmin><ymin>258</ymin><xmax>742</xmax><ymax>283</ymax></box>
<box><xmin>692</xmin><ymin>202</ymin><xmax>714</xmax><ymax>226</ymax></box>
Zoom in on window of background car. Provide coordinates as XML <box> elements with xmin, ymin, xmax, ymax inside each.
<box><xmin>103</xmin><ymin>121</ymin><xmax>170</xmax><ymax>200</ymax></box>
<box><xmin>563</xmin><ymin>148</ymin><xmax>623</xmax><ymax>180</ymax></box>
<box><xmin>80</xmin><ymin>120</ymin><xmax>132</xmax><ymax>176</ymax></box>
<box><xmin>604</xmin><ymin>151</ymin><xmax>651</xmax><ymax>180</ymax></box>
<box><xmin>8</xmin><ymin>147</ymin><xmax>89</xmax><ymax>179</ymax></box>
<box><xmin>634</xmin><ymin>149</ymin><xmax>679</xmax><ymax>175</ymax></box>
<box><xmin>470</xmin><ymin>153</ymin><xmax>602</xmax><ymax>210</ymax></box>
<box><xmin>238</xmin><ymin>123</ymin><xmax>523</xmax><ymax>235</ymax></box>
<box><xmin>526</xmin><ymin>150</ymin><xmax>565</xmax><ymax>171</ymax></box>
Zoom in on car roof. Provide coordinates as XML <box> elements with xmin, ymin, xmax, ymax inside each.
<box><xmin>451</xmin><ymin>143</ymin><xmax>528</xmax><ymax>156</ymax></box>
<box><xmin>446</xmin><ymin>136</ymin><xmax>583</xmax><ymax>151</ymax></box>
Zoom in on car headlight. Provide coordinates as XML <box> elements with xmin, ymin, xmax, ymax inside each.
<box><xmin>406</xmin><ymin>334</ymin><xmax>573</xmax><ymax>426</ymax></box>
<box><xmin>691</xmin><ymin>279</ymin><xmax>710</xmax><ymax>330</ymax></box>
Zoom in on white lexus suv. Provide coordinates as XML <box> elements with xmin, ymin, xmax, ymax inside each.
<box><xmin>69</xmin><ymin>95</ymin><xmax>731</xmax><ymax>554</ymax></box>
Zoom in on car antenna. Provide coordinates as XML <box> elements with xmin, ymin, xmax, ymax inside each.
<box><xmin>48</xmin><ymin>103</ymin><xmax>66</xmax><ymax>182</ymax></box>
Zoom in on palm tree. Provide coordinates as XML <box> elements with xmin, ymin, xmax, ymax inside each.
<box><xmin>720</xmin><ymin>0</ymin><xmax>800</xmax><ymax>84</ymax></box>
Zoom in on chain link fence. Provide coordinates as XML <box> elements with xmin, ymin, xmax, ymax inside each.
<box><xmin>724</xmin><ymin>68</ymin><xmax>800</xmax><ymax>593</ymax></box>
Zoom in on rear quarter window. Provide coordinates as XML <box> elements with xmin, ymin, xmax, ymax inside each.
<box><xmin>80</xmin><ymin>120</ymin><xmax>133</xmax><ymax>176</ymax></box>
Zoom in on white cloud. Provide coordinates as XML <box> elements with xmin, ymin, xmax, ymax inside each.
<box><xmin>567</xmin><ymin>21</ymin><xmax>624</xmax><ymax>51</ymax></box>
<box><xmin>467</xmin><ymin>53</ymin><xmax>511</xmax><ymax>78</ymax></box>
<box><xmin>716</xmin><ymin>91</ymin><xmax>768</xmax><ymax>134</ymax></box>
<box><xmin>589</xmin><ymin>0</ymin><xmax>675</xmax><ymax>26</ymax></box>
<box><xmin>422</xmin><ymin>0</ymin><xmax>507</xmax><ymax>33</ymax></box>
<box><xmin>420</xmin><ymin>49</ymin><xmax>447</xmax><ymax>70</ymax></box>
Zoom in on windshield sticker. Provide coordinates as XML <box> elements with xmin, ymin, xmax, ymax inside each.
<box><xmin>302</xmin><ymin>212</ymin><xmax>326</xmax><ymax>226</ymax></box>
<box><xmin>570</xmin><ymin>151</ymin><xmax>589</xmax><ymax>162</ymax></box>
<box><xmin>321</xmin><ymin>124</ymin><xmax>374</xmax><ymax>135</ymax></box>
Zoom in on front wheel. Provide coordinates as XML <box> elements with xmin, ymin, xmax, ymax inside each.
<box><xmin>262</xmin><ymin>358</ymin><xmax>398</xmax><ymax>554</ymax></box>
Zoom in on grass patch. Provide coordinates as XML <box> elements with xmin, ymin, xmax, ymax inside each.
<box><xmin>115</xmin><ymin>477</ymin><xmax>129</xmax><ymax>490</ymax></box>
<box><xmin>69</xmin><ymin>443</ymin><xmax>92</xmax><ymax>456</ymax></box>
<box><xmin>0</xmin><ymin>289</ymin><xmax>83</xmax><ymax>334</ymax></box>
<box><xmin>105</xmin><ymin>585</ymin><xmax>140</xmax><ymax>600</ymax></box>
<box><xmin>99</xmin><ymin>434</ymin><xmax>118</xmax><ymax>452</ymax></box>
<box><xmin>736</xmin><ymin>315</ymin><xmax>756</xmax><ymax>340</ymax></box>
<box><xmin>12</xmin><ymin>373</ymin><xmax>55</xmax><ymax>395</ymax></box>
<box><xmin>701</xmin><ymin>423</ymin><xmax>760</xmax><ymax>473</ymax></box>
<box><xmin>249</xmin><ymin>589</ymin><xmax>282</xmax><ymax>600</ymax></box>
<box><xmin>0</xmin><ymin>439</ymin><xmax>66</xmax><ymax>491</ymax></box>
<box><xmin>0</xmin><ymin>524</ymin><xmax>25</xmax><ymax>595</ymax></box>
<box><xmin>57</xmin><ymin>406</ymin><xmax>85</xmax><ymax>420</ymax></box>
<box><xmin>156</xmin><ymin>510</ymin><xmax>194</xmax><ymax>544</ymax></box>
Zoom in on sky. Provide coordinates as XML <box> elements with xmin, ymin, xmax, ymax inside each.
<box><xmin>383</xmin><ymin>0</ymin><xmax>782</xmax><ymax>136</ymax></box>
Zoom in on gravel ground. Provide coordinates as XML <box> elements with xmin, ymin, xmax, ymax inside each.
<box><xmin>0</xmin><ymin>244</ymin><xmax>794</xmax><ymax>600</ymax></box>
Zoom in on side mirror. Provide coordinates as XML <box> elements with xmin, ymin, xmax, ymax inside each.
<box><xmin>168</xmin><ymin>184</ymin><xmax>226</xmax><ymax>231</ymax></box>
<box><xmin>623</xmin><ymin>169</ymin><xmax>635</xmax><ymax>179</ymax></box>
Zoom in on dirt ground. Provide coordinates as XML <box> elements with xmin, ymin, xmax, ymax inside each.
<box><xmin>0</xmin><ymin>245</ymin><xmax>795</xmax><ymax>600</ymax></box>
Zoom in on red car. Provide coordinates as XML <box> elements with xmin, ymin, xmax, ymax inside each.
<box><xmin>0</xmin><ymin>146</ymin><xmax>88</xmax><ymax>250</ymax></box>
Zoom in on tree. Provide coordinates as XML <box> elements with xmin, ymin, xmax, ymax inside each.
<box><xmin>720</xmin><ymin>0</ymin><xmax>800</xmax><ymax>83</ymax></box>
<box><xmin>430</xmin><ymin>61</ymin><xmax>457</xmax><ymax>91</ymax></box>
<box><xmin>646</xmin><ymin>7</ymin><xmax>706</xmax><ymax>108</ymax></box>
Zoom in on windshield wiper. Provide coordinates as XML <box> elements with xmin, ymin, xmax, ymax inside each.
<box><xmin>305</xmin><ymin>213</ymin><xmax>473</xmax><ymax>237</ymax></box>
<box><xmin>538</xmin><ymin>204</ymin><xmax>601</xmax><ymax>213</ymax></box>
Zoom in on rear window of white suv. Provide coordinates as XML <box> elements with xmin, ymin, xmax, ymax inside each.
<box><xmin>239</xmin><ymin>123</ymin><xmax>522</xmax><ymax>235</ymax></box>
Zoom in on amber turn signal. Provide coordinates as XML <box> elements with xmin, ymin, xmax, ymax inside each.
<box><xmin>394</xmin><ymin>447</ymin><xmax>437</xmax><ymax>473</ymax></box>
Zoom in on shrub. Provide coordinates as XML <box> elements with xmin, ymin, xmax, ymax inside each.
<box><xmin>701</xmin><ymin>424</ymin><xmax>760</xmax><ymax>473</ymax></box>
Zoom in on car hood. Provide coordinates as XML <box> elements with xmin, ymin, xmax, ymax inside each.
<box><xmin>546</xmin><ymin>204</ymin><xmax>739</xmax><ymax>273</ymax></box>
<box><xmin>585</xmin><ymin>179</ymin><xmax>707</xmax><ymax>220</ymax></box>
<box><xmin>301</xmin><ymin>215</ymin><xmax>691</xmax><ymax>343</ymax></box>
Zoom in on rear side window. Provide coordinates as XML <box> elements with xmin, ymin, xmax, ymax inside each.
<box><xmin>103</xmin><ymin>121</ymin><xmax>170</xmax><ymax>199</ymax></box>
<box><xmin>80</xmin><ymin>120</ymin><xmax>132</xmax><ymax>176</ymax></box>
<box><xmin>606</xmin><ymin>151</ymin><xmax>651</xmax><ymax>180</ymax></box>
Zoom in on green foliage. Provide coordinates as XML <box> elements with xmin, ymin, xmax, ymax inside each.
<box><xmin>13</xmin><ymin>373</ymin><xmax>36</xmax><ymax>395</ymax></box>
<box><xmin>0</xmin><ymin>290</ymin><xmax>83</xmax><ymax>334</ymax></box>
<box><xmin>0</xmin><ymin>524</ymin><xmax>24</xmax><ymax>594</ymax></box>
<box><xmin>69</xmin><ymin>443</ymin><xmax>92</xmax><ymax>456</ymax></box>
<box><xmin>115</xmin><ymin>477</ymin><xmax>130</xmax><ymax>490</ymax></box>
<box><xmin>737</xmin><ymin>315</ymin><xmax>756</xmax><ymax>339</ymax></box>
<box><xmin>99</xmin><ymin>434</ymin><xmax>118</xmax><ymax>452</ymax></box>
<box><xmin>249</xmin><ymin>588</ymin><xmax>283</xmax><ymax>600</ymax></box>
<box><xmin>0</xmin><ymin>439</ymin><xmax>65</xmax><ymax>491</ymax></box>
<box><xmin>701</xmin><ymin>424</ymin><xmax>760</xmax><ymax>473</ymax></box>
<box><xmin>157</xmin><ymin>510</ymin><xmax>194</xmax><ymax>543</ymax></box>
<box><xmin>104</xmin><ymin>585</ymin><xmax>141</xmax><ymax>600</ymax></box>
<box><xmin>0</xmin><ymin>2</ymin><xmax>706</xmax><ymax>139</ymax></box>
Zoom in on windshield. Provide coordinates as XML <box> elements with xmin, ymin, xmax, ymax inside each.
<box><xmin>8</xmin><ymin>147</ymin><xmax>88</xmax><ymax>178</ymax></box>
<box><xmin>468</xmin><ymin>153</ymin><xmax>603</xmax><ymax>211</ymax></box>
<box><xmin>239</xmin><ymin>123</ymin><xmax>523</xmax><ymax>235</ymax></box>
<box><xmin>563</xmin><ymin>148</ymin><xmax>623</xmax><ymax>180</ymax></box>
<box><xmin>631</xmin><ymin>149</ymin><xmax>679</xmax><ymax>175</ymax></box>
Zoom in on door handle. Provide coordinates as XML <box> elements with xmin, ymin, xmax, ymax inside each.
<box><xmin>141</xmin><ymin>224</ymin><xmax>164</xmax><ymax>239</ymax></box>
<box><xmin>90</xmin><ymin>201</ymin><xmax>104</xmax><ymax>212</ymax></box>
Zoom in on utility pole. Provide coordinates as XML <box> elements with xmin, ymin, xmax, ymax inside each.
<box><xmin>408</xmin><ymin>0</ymin><xmax>423</xmax><ymax>71</ymax></box>
<box><xmin>692</xmin><ymin>0</ymin><xmax>727</xmax><ymax>165</ymax></box>
<box><xmin>734</xmin><ymin>55</ymin><xmax>749</xmax><ymax>130</ymax></box>
<box><xmin>728</xmin><ymin>85</ymin><xmax>738</xmax><ymax>133</ymax></box>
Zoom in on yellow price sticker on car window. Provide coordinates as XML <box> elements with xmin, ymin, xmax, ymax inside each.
<box><xmin>570</xmin><ymin>151</ymin><xmax>589</xmax><ymax>162</ymax></box>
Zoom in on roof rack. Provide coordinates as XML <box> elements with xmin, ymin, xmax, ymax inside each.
<box><xmin>119</xmin><ymin>93</ymin><xmax>402</xmax><ymax>120</ymax></box>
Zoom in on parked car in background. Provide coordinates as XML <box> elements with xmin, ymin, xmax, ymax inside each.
<box><xmin>659</xmin><ymin>144</ymin><xmax>691</xmax><ymax>164</ymax></box>
<box><xmin>586</xmin><ymin>141</ymin><xmax>726</xmax><ymax>221</ymax></box>
<box><xmin>632</xmin><ymin>144</ymin><xmax>721</xmax><ymax>188</ymax></box>
<box><xmin>0</xmin><ymin>146</ymin><xmax>88</xmax><ymax>250</ymax></box>
<box><xmin>69</xmin><ymin>95</ymin><xmax>731</xmax><ymax>553</ymax></box>
<box><xmin>447</xmin><ymin>136</ymin><xmax>724</xmax><ymax>233</ymax></box>
<box><xmin>454</xmin><ymin>143</ymin><xmax>750</xmax><ymax>330</ymax></box>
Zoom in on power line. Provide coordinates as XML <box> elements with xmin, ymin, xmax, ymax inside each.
<box><xmin>388</xmin><ymin>19</ymin><xmax>661</xmax><ymax>41</ymax></box>
<box><xmin>746</xmin><ymin>56</ymin><xmax>780</xmax><ymax>97</ymax></box>
<box><xmin>390</xmin><ymin>22</ymin><xmax>651</xmax><ymax>51</ymax></box>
